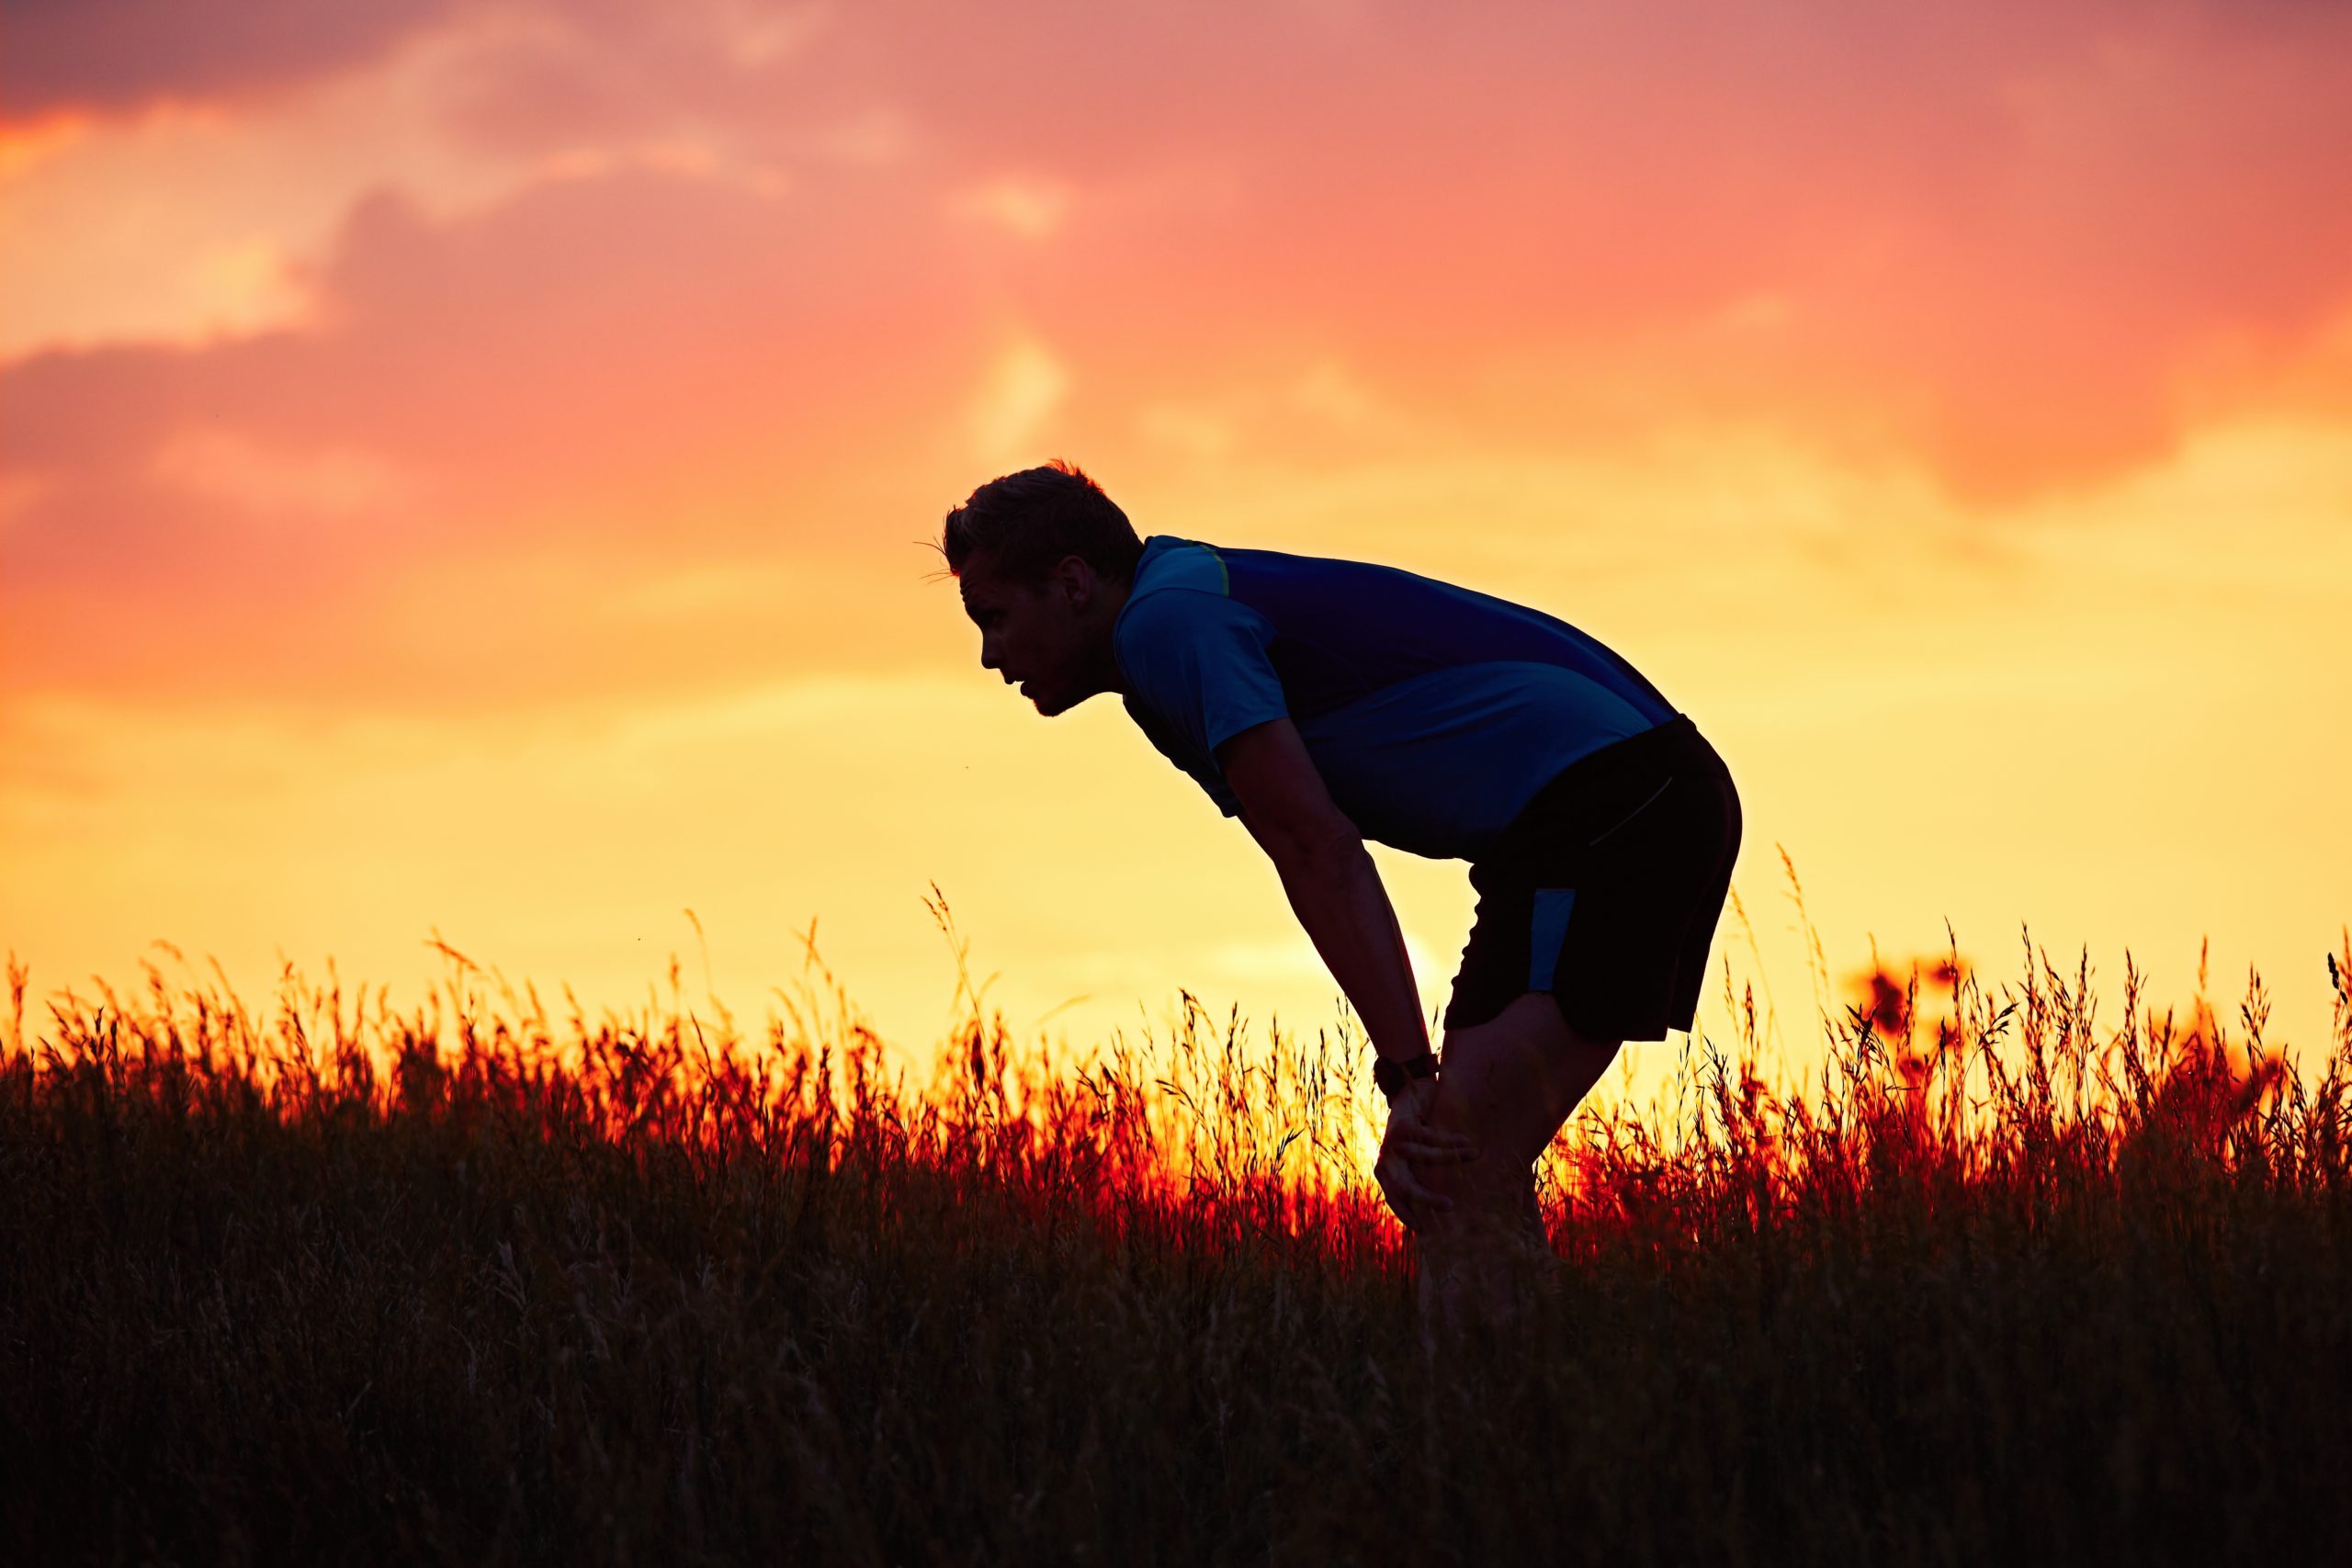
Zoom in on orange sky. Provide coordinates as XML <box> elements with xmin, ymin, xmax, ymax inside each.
<box><xmin>6</xmin><ymin>1</ymin><xmax>2348</xmax><ymax>1103</ymax></box>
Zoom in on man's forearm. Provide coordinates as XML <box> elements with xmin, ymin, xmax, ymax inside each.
<box><xmin>1274</xmin><ymin>838</ymin><xmax>1430</xmax><ymax>1064</ymax></box>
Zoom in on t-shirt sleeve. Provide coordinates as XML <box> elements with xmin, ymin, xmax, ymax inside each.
<box><xmin>1114</xmin><ymin>589</ymin><xmax>1290</xmax><ymax>761</ymax></box>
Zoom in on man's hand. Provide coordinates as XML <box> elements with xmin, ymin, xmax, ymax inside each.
<box><xmin>1374</xmin><ymin>1076</ymin><xmax>1478</xmax><ymax>1231</ymax></box>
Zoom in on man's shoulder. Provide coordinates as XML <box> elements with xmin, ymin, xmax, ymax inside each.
<box><xmin>1126</xmin><ymin>536</ymin><xmax>1232</xmax><ymax>603</ymax></box>
<box><xmin>1114</xmin><ymin>537</ymin><xmax>1247</xmax><ymax>650</ymax></box>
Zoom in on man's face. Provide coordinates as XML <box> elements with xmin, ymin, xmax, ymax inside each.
<box><xmin>957</xmin><ymin>547</ymin><xmax>1097</xmax><ymax>716</ymax></box>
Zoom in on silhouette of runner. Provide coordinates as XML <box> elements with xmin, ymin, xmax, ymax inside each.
<box><xmin>942</xmin><ymin>460</ymin><xmax>1742</xmax><ymax>1325</ymax></box>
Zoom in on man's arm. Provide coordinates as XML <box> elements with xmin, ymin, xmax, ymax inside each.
<box><xmin>1216</xmin><ymin>715</ymin><xmax>1479</xmax><ymax>1224</ymax></box>
<box><xmin>1216</xmin><ymin>716</ymin><xmax>1429</xmax><ymax>1069</ymax></box>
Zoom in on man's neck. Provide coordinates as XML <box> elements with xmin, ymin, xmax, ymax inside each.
<box><xmin>1090</xmin><ymin>574</ymin><xmax>1135</xmax><ymax>698</ymax></box>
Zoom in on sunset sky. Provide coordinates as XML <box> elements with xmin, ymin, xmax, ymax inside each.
<box><xmin>6</xmin><ymin>0</ymin><xmax>2348</xmax><ymax>1100</ymax></box>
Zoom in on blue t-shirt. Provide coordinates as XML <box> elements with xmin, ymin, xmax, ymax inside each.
<box><xmin>1112</xmin><ymin>535</ymin><xmax>1680</xmax><ymax>861</ymax></box>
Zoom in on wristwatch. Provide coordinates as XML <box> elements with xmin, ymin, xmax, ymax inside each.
<box><xmin>1373</xmin><ymin>1049</ymin><xmax>1439</xmax><ymax>1100</ymax></box>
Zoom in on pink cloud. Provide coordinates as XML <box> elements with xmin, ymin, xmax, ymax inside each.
<box><xmin>0</xmin><ymin>158</ymin><xmax>989</xmax><ymax>711</ymax></box>
<box><xmin>9</xmin><ymin>0</ymin><xmax>2352</xmax><ymax>720</ymax></box>
<box><xmin>3</xmin><ymin>0</ymin><xmax>462</xmax><ymax>122</ymax></box>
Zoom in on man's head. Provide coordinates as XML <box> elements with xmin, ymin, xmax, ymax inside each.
<box><xmin>944</xmin><ymin>459</ymin><xmax>1142</xmax><ymax>716</ymax></box>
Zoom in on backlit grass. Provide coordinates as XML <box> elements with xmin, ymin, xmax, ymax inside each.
<box><xmin>4</xmin><ymin>907</ymin><xmax>2349</xmax><ymax>1564</ymax></box>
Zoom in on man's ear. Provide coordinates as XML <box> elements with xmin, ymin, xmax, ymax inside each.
<box><xmin>1053</xmin><ymin>553</ymin><xmax>1095</xmax><ymax>608</ymax></box>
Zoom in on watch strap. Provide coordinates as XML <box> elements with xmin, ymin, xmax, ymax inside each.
<box><xmin>1374</xmin><ymin>1049</ymin><xmax>1440</xmax><ymax>1098</ymax></box>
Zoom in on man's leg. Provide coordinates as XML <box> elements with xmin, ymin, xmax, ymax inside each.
<box><xmin>1414</xmin><ymin>992</ymin><xmax>1623</xmax><ymax>1329</ymax></box>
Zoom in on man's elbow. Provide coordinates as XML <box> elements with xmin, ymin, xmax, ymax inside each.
<box><xmin>1262</xmin><ymin>818</ymin><xmax>1366</xmax><ymax>882</ymax></box>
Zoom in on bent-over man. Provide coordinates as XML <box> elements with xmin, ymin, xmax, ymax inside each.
<box><xmin>941</xmin><ymin>460</ymin><xmax>1742</xmax><ymax>1325</ymax></box>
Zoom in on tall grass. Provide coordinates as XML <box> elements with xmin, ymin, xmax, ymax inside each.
<box><xmin>4</xmin><ymin>908</ymin><xmax>2349</xmax><ymax>1565</ymax></box>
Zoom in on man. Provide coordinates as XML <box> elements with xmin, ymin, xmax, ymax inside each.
<box><xmin>943</xmin><ymin>460</ymin><xmax>1742</xmax><ymax>1322</ymax></box>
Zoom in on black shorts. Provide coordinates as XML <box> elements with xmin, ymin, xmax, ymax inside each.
<box><xmin>1442</xmin><ymin>714</ymin><xmax>1742</xmax><ymax>1042</ymax></box>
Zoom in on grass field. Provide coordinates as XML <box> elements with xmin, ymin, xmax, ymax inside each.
<box><xmin>5</xmin><ymin>910</ymin><xmax>2350</xmax><ymax>1565</ymax></box>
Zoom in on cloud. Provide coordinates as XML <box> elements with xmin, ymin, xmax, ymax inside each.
<box><xmin>22</xmin><ymin>3</ymin><xmax>2352</xmax><ymax>502</ymax></box>
<box><xmin>0</xmin><ymin>154</ymin><xmax>992</xmax><ymax>712</ymax></box>
<box><xmin>2</xmin><ymin>0</ymin><xmax>464</xmax><ymax>122</ymax></box>
<box><xmin>967</xmin><ymin>338</ymin><xmax>1070</xmax><ymax>466</ymax></box>
<box><xmin>5</xmin><ymin>155</ymin><xmax>967</xmax><ymax>489</ymax></box>
<box><xmin>952</xmin><ymin>175</ymin><xmax>1074</xmax><ymax>240</ymax></box>
<box><xmin>150</xmin><ymin>426</ymin><xmax>408</xmax><ymax>519</ymax></box>
<box><xmin>9</xmin><ymin>0</ymin><xmax>2352</xmax><ymax>735</ymax></box>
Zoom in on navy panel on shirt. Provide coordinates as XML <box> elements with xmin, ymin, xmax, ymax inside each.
<box><xmin>1112</xmin><ymin>536</ymin><xmax>1680</xmax><ymax>860</ymax></box>
<box><xmin>1292</xmin><ymin>663</ymin><xmax>1664</xmax><ymax>859</ymax></box>
<box><xmin>1217</xmin><ymin>542</ymin><xmax>1678</xmax><ymax>727</ymax></box>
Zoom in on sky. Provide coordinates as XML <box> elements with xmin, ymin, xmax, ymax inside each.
<box><xmin>5</xmin><ymin>0</ymin><xmax>2348</xmax><ymax>1105</ymax></box>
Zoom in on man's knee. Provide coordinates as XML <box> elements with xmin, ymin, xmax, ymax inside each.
<box><xmin>1433</xmin><ymin>993</ymin><xmax>1622</xmax><ymax>1169</ymax></box>
<box><xmin>1444</xmin><ymin>992</ymin><xmax>1603</xmax><ymax>1104</ymax></box>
